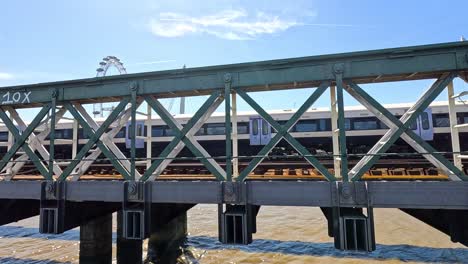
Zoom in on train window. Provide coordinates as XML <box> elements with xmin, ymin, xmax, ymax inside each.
<box><xmin>237</xmin><ymin>122</ymin><xmax>249</xmax><ymax>134</ymax></box>
<box><xmin>345</xmin><ymin>118</ymin><xmax>351</xmax><ymax>131</ymax></box>
<box><xmin>55</xmin><ymin>130</ymin><xmax>64</xmax><ymax>139</ymax></box>
<box><xmin>379</xmin><ymin>121</ymin><xmax>388</xmax><ymax>129</ymax></box>
<box><xmin>165</xmin><ymin>127</ymin><xmax>176</xmax><ymax>137</ymax></box>
<box><xmin>151</xmin><ymin>126</ymin><xmax>164</xmax><ymax>137</ymax></box>
<box><xmin>78</xmin><ymin>128</ymin><xmax>89</xmax><ymax>139</ymax></box>
<box><xmin>421</xmin><ymin>112</ymin><xmax>430</xmax><ymax>129</ymax></box>
<box><xmin>136</xmin><ymin>124</ymin><xmax>144</xmax><ymax>137</ymax></box>
<box><xmin>433</xmin><ymin>114</ymin><xmax>449</xmax><ymax>127</ymax></box>
<box><xmin>195</xmin><ymin>127</ymin><xmax>205</xmax><ymax>136</ymax></box>
<box><xmin>456</xmin><ymin>113</ymin><xmax>468</xmax><ymax>124</ymax></box>
<box><xmin>62</xmin><ymin>129</ymin><xmax>73</xmax><ymax>139</ymax></box>
<box><xmin>262</xmin><ymin>120</ymin><xmax>269</xmax><ymax>135</ymax></box>
<box><xmin>115</xmin><ymin>128</ymin><xmax>126</xmax><ymax>138</ymax></box>
<box><xmin>318</xmin><ymin>119</ymin><xmax>327</xmax><ymax>131</ymax></box>
<box><xmin>352</xmin><ymin>118</ymin><xmax>379</xmax><ymax>130</ymax></box>
<box><xmin>206</xmin><ymin>123</ymin><xmax>226</xmax><ymax>135</ymax></box>
<box><xmin>252</xmin><ymin>120</ymin><xmax>259</xmax><ymax>135</ymax></box>
<box><xmin>0</xmin><ymin>132</ymin><xmax>7</xmax><ymax>141</ymax></box>
<box><xmin>295</xmin><ymin>120</ymin><xmax>318</xmax><ymax>132</ymax></box>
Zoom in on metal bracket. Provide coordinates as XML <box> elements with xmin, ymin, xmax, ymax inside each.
<box><xmin>338</xmin><ymin>182</ymin><xmax>370</xmax><ymax>207</ymax></box>
<box><xmin>328</xmin><ymin>182</ymin><xmax>375</xmax><ymax>251</ymax></box>
<box><xmin>222</xmin><ymin>181</ymin><xmax>246</xmax><ymax>204</ymax></box>
<box><xmin>219</xmin><ymin>182</ymin><xmax>258</xmax><ymax>245</ymax></box>
<box><xmin>333</xmin><ymin>63</ymin><xmax>345</xmax><ymax>76</ymax></box>
<box><xmin>39</xmin><ymin>181</ymin><xmax>66</xmax><ymax>234</ymax></box>
<box><xmin>121</xmin><ymin>181</ymin><xmax>151</xmax><ymax>240</ymax></box>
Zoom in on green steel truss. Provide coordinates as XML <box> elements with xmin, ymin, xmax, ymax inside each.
<box><xmin>0</xmin><ymin>41</ymin><xmax>466</xmax><ymax>182</ymax></box>
<box><xmin>236</xmin><ymin>82</ymin><xmax>336</xmax><ymax>182</ymax></box>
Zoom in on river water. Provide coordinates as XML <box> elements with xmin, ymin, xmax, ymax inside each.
<box><xmin>0</xmin><ymin>205</ymin><xmax>466</xmax><ymax>263</ymax></box>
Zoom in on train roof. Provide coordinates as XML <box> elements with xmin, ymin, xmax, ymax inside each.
<box><xmin>85</xmin><ymin>100</ymin><xmax>465</xmax><ymax>122</ymax></box>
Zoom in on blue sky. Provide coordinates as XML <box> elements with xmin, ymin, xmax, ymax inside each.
<box><xmin>1</xmin><ymin>0</ymin><xmax>468</xmax><ymax>114</ymax></box>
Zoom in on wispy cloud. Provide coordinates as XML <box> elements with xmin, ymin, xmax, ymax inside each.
<box><xmin>148</xmin><ymin>9</ymin><xmax>299</xmax><ymax>40</ymax></box>
<box><xmin>0</xmin><ymin>72</ymin><xmax>14</xmax><ymax>80</ymax></box>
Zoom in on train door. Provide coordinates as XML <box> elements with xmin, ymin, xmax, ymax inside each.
<box><xmin>411</xmin><ymin>108</ymin><xmax>434</xmax><ymax>141</ymax></box>
<box><xmin>260</xmin><ymin>118</ymin><xmax>272</xmax><ymax>145</ymax></box>
<box><xmin>419</xmin><ymin>108</ymin><xmax>433</xmax><ymax>141</ymax></box>
<box><xmin>249</xmin><ymin>117</ymin><xmax>271</xmax><ymax>145</ymax></box>
<box><xmin>126</xmin><ymin>120</ymin><xmax>145</xmax><ymax>149</ymax></box>
<box><xmin>249</xmin><ymin>117</ymin><xmax>261</xmax><ymax>145</ymax></box>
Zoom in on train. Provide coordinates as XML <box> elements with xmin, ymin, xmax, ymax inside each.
<box><xmin>0</xmin><ymin>100</ymin><xmax>467</xmax><ymax>174</ymax></box>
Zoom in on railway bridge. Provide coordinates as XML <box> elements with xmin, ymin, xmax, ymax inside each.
<box><xmin>1</xmin><ymin>41</ymin><xmax>468</xmax><ymax>263</ymax></box>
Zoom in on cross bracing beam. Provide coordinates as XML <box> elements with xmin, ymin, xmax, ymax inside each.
<box><xmin>345</xmin><ymin>80</ymin><xmax>467</xmax><ymax>181</ymax></box>
<box><xmin>236</xmin><ymin>82</ymin><xmax>336</xmax><ymax>182</ymax></box>
<box><xmin>143</xmin><ymin>92</ymin><xmax>226</xmax><ymax>181</ymax></box>
<box><xmin>1</xmin><ymin>42</ymin><xmax>468</xmax><ymax>106</ymax></box>
<box><xmin>1</xmin><ymin>107</ymin><xmax>67</xmax><ymax>180</ymax></box>
<box><xmin>59</xmin><ymin>99</ymin><xmax>130</xmax><ymax>181</ymax></box>
<box><xmin>70</xmin><ymin>101</ymin><xmax>143</xmax><ymax>181</ymax></box>
<box><xmin>142</xmin><ymin>93</ymin><xmax>224</xmax><ymax>181</ymax></box>
<box><xmin>0</xmin><ymin>105</ymin><xmax>51</xmax><ymax>179</ymax></box>
<box><xmin>344</xmin><ymin>73</ymin><xmax>468</xmax><ymax>181</ymax></box>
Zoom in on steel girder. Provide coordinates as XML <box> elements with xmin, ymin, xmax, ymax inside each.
<box><xmin>1</xmin><ymin>42</ymin><xmax>468</xmax><ymax>106</ymax></box>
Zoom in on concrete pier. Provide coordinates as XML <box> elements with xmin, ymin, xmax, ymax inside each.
<box><xmin>146</xmin><ymin>212</ymin><xmax>188</xmax><ymax>263</ymax></box>
<box><xmin>79</xmin><ymin>214</ymin><xmax>113</xmax><ymax>264</ymax></box>
<box><xmin>117</xmin><ymin>211</ymin><xmax>143</xmax><ymax>264</ymax></box>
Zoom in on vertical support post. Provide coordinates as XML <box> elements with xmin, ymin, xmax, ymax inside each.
<box><xmin>180</xmin><ymin>97</ymin><xmax>185</xmax><ymax>114</ymax></box>
<box><xmin>448</xmin><ymin>81</ymin><xmax>463</xmax><ymax>170</ymax></box>
<box><xmin>334</xmin><ymin>64</ymin><xmax>348</xmax><ymax>181</ymax></box>
<box><xmin>49</xmin><ymin>91</ymin><xmax>56</xmax><ymax>179</ymax></box>
<box><xmin>330</xmin><ymin>85</ymin><xmax>341</xmax><ymax>179</ymax></box>
<box><xmin>130</xmin><ymin>83</ymin><xmax>137</xmax><ymax>180</ymax></box>
<box><xmin>224</xmin><ymin>74</ymin><xmax>233</xmax><ymax>181</ymax></box>
<box><xmin>232</xmin><ymin>91</ymin><xmax>239</xmax><ymax>178</ymax></box>
<box><xmin>146</xmin><ymin>103</ymin><xmax>152</xmax><ymax>169</ymax></box>
<box><xmin>6</xmin><ymin>113</ymin><xmax>13</xmax><ymax>175</ymax></box>
<box><xmin>7</xmin><ymin>112</ymin><xmax>13</xmax><ymax>152</ymax></box>
<box><xmin>72</xmin><ymin>119</ymin><xmax>78</xmax><ymax>159</ymax></box>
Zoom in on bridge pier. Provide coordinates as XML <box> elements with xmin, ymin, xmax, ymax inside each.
<box><xmin>117</xmin><ymin>211</ymin><xmax>143</xmax><ymax>264</ymax></box>
<box><xmin>79</xmin><ymin>214</ymin><xmax>113</xmax><ymax>264</ymax></box>
<box><xmin>146</xmin><ymin>211</ymin><xmax>189</xmax><ymax>263</ymax></box>
<box><xmin>145</xmin><ymin>204</ymin><xmax>195</xmax><ymax>264</ymax></box>
<box><xmin>321</xmin><ymin>207</ymin><xmax>376</xmax><ymax>252</ymax></box>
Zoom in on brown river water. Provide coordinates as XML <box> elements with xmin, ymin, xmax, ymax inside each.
<box><xmin>0</xmin><ymin>205</ymin><xmax>466</xmax><ymax>263</ymax></box>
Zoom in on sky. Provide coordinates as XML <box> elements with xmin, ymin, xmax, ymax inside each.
<box><xmin>1</xmin><ymin>0</ymin><xmax>468</xmax><ymax>116</ymax></box>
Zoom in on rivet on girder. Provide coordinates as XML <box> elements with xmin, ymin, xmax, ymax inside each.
<box><xmin>333</xmin><ymin>63</ymin><xmax>345</xmax><ymax>75</ymax></box>
<box><xmin>130</xmin><ymin>82</ymin><xmax>138</xmax><ymax>91</ymax></box>
<box><xmin>341</xmin><ymin>184</ymin><xmax>352</xmax><ymax>200</ymax></box>
<box><xmin>128</xmin><ymin>182</ymin><xmax>138</xmax><ymax>195</ymax></box>
<box><xmin>224</xmin><ymin>73</ymin><xmax>232</xmax><ymax>83</ymax></box>
<box><xmin>45</xmin><ymin>182</ymin><xmax>55</xmax><ymax>194</ymax></box>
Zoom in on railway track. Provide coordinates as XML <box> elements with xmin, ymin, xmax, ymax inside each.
<box><xmin>2</xmin><ymin>157</ymin><xmax>466</xmax><ymax>181</ymax></box>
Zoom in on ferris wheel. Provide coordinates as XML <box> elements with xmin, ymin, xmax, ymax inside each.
<box><xmin>93</xmin><ymin>56</ymin><xmax>127</xmax><ymax>117</ymax></box>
